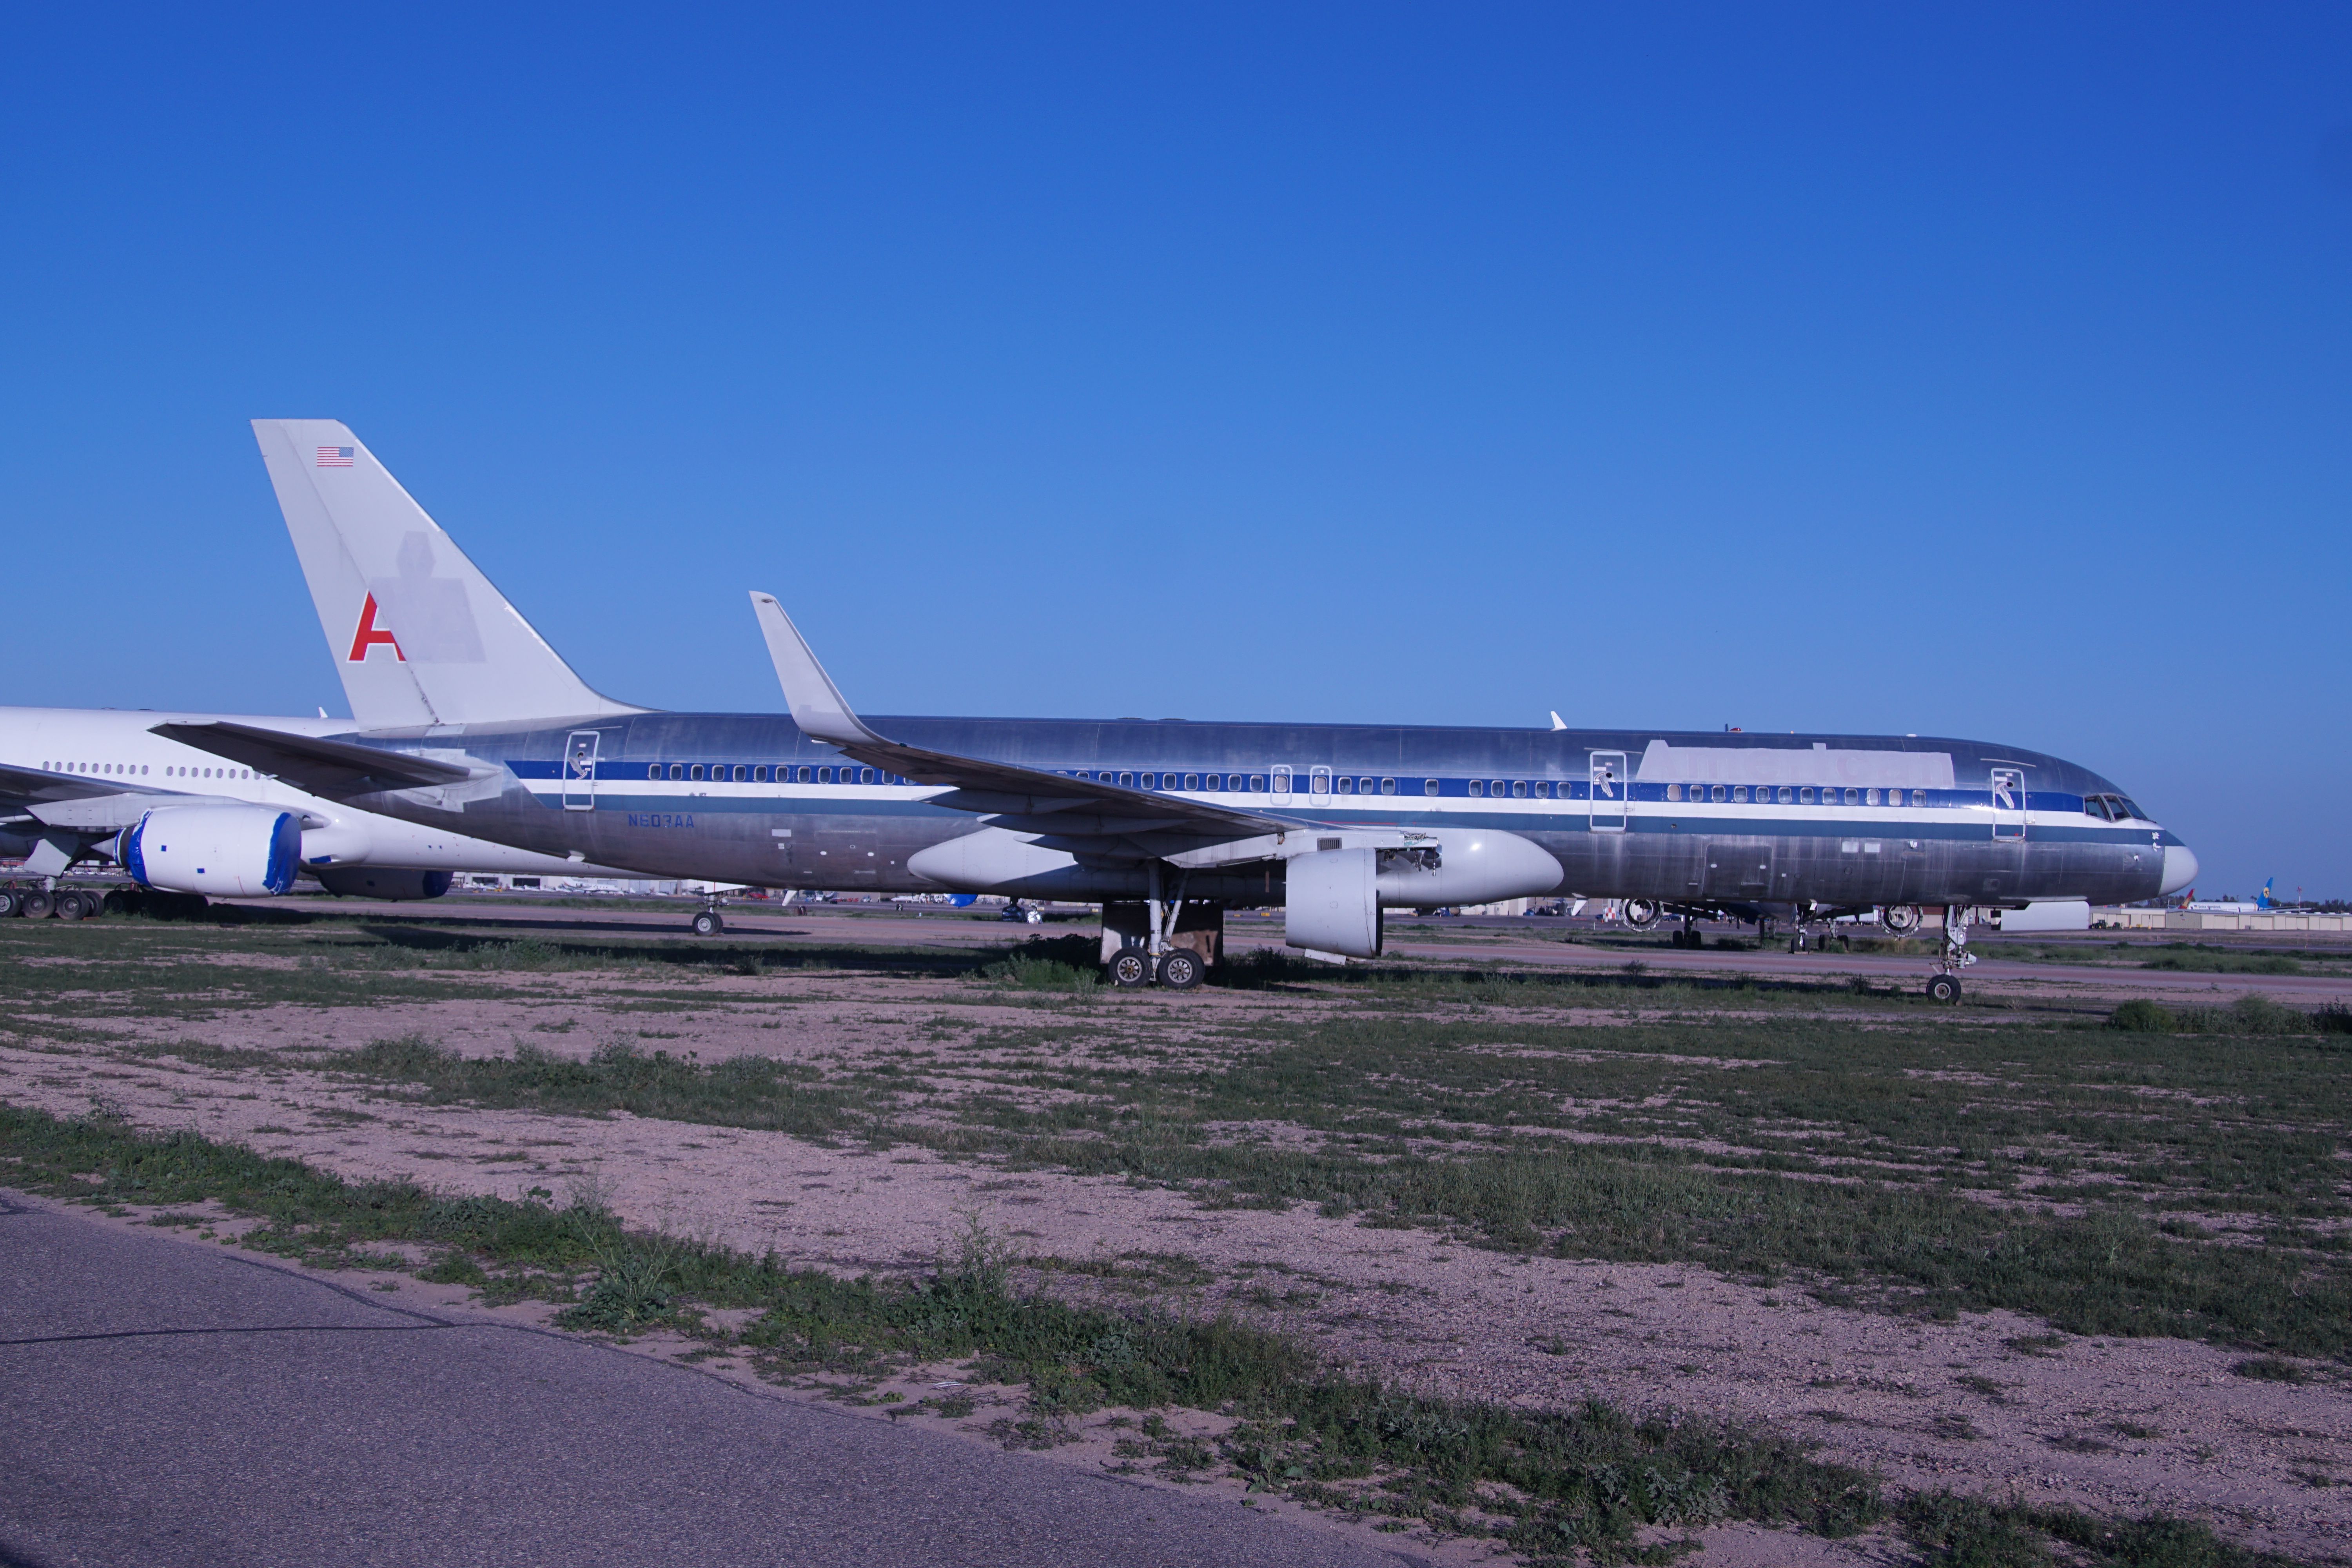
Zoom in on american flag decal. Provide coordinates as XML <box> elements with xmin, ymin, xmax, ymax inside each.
<box><xmin>317</xmin><ymin>446</ymin><xmax>355</xmax><ymax>467</ymax></box>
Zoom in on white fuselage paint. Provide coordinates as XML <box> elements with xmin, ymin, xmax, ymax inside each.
<box><xmin>0</xmin><ymin>706</ymin><xmax>608</xmax><ymax>879</ymax></box>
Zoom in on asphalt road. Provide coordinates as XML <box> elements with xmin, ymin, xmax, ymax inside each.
<box><xmin>0</xmin><ymin>1194</ymin><xmax>1405</xmax><ymax>1568</ymax></box>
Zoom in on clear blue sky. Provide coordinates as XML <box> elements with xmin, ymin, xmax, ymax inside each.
<box><xmin>3</xmin><ymin>5</ymin><xmax>2347</xmax><ymax>896</ymax></box>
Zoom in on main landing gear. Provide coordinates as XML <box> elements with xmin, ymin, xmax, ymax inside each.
<box><xmin>1109</xmin><ymin>946</ymin><xmax>1206</xmax><ymax>989</ymax></box>
<box><xmin>1102</xmin><ymin>866</ymin><xmax>1216</xmax><ymax>990</ymax></box>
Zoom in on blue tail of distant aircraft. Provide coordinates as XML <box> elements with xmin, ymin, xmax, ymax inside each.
<box><xmin>2259</xmin><ymin>878</ymin><xmax>2275</xmax><ymax>909</ymax></box>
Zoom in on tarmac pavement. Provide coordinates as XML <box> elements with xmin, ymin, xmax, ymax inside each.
<box><xmin>0</xmin><ymin>1192</ymin><xmax>1407</xmax><ymax>1568</ymax></box>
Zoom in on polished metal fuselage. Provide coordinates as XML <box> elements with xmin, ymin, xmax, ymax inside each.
<box><xmin>324</xmin><ymin>714</ymin><xmax>2180</xmax><ymax>909</ymax></box>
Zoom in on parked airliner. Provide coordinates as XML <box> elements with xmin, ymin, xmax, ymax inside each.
<box><xmin>151</xmin><ymin>420</ymin><xmax>2195</xmax><ymax>997</ymax></box>
<box><xmin>0</xmin><ymin>707</ymin><xmax>632</xmax><ymax>913</ymax></box>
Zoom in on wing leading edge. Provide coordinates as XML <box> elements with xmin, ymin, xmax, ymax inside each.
<box><xmin>749</xmin><ymin>592</ymin><xmax>1290</xmax><ymax>843</ymax></box>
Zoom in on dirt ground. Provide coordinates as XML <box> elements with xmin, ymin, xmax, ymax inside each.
<box><xmin>5</xmin><ymin>920</ymin><xmax>2348</xmax><ymax>1565</ymax></box>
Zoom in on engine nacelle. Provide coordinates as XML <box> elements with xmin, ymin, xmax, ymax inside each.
<box><xmin>116</xmin><ymin>806</ymin><xmax>301</xmax><ymax>897</ymax></box>
<box><xmin>1370</xmin><ymin>828</ymin><xmax>1563</xmax><ymax>908</ymax></box>
<box><xmin>1287</xmin><ymin>848</ymin><xmax>1383</xmax><ymax>958</ymax></box>
<box><xmin>312</xmin><ymin>866</ymin><xmax>453</xmax><ymax>901</ymax></box>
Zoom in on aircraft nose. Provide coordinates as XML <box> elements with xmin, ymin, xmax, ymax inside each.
<box><xmin>2159</xmin><ymin>844</ymin><xmax>2199</xmax><ymax>897</ymax></box>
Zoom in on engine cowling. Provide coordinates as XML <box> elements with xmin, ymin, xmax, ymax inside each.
<box><xmin>1287</xmin><ymin>848</ymin><xmax>1383</xmax><ymax>958</ymax></box>
<box><xmin>312</xmin><ymin>866</ymin><xmax>453</xmax><ymax>901</ymax></box>
<box><xmin>116</xmin><ymin>806</ymin><xmax>301</xmax><ymax>897</ymax></box>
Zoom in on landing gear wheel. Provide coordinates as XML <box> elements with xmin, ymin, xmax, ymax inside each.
<box><xmin>691</xmin><ymin>909</ymin><xmax>724</xmax><ymax>936</ymax></box>
<box><xmin>0</xmin><ymin>890</ymin><xmax>18</xmax><ymax>918</ymax></box>
<box><xmin>1926</xmin><ymin>974</ymin><xmax>1962</xmax><ymax>1004</ymax></box>
<box><xmin>20</xmin><ymin>890</ymin><xmax>51</xmax><ymax>919</ymax></box>
<box><xmin>54</xmin><ymin>891</ymin><xmax>88</xmax><ymax>922</ymax></box>
<box><xmin>1157</xmin><ymin>949</ymin><xmax>1205</xmax><ymax>990</ymax></box>
<box><xmin>1109</xmin><ymin>949</ymin><xmax>1151</xmax><ymax>987</ymax></box>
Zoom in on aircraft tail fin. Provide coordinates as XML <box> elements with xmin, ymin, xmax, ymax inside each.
<box><xmin>251</xmin><ymin>420</ymin><xmax>640</xmax><ymax>729</ymax></box>
<box><xmin>2259</xmin><ymin>877</ymin><xmax>2274</xmax><ymax>909</ymax></box>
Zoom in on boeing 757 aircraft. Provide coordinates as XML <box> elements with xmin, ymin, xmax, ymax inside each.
<box><xmin>0</xmin><ymin>705</ymin><xmax>635</xmax><ymax>914</ymax></box>
<box><xmin>154</xmin><ymin>419</ymin><xmax>2195</xmax><ymax>998</ymax></box>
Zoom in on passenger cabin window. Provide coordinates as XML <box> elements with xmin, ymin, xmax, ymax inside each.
<box><xmin>1731</xmin><ymin>786</ymin><xmax>1747</xmax><ymax>802</ymax></box>
<box><xmin>1845</xmin><ymin>789</ymin><xmax>1859</xmax><ymax>805</ymax></box>
<box><xmin>1184</xmin><ymin>773</ymin><xmax>1199</xmax><ymax>790</ymax></box>
<box><xmin>861</xmin><ymin>768</ymin><xmax>875</xmax><ymax>784</ymax></box>
<box><xmin>1424</xmin><ymin>778</ymin><xmax>1439</xmax><ymax>795</ymax></box>
<box><xmin>1335</xmin><ymin>775</ymin><xmax>1354</xmax><ymax>794</ymax></box>
<box><xmin>1381</xmin><ymin>777</ymin><xmax>1397</xmax><ymax>795</ymax></box>
<box><xmin>1118</xmin><ymin>771</ymin><xmax>1134</xmax><ymax>787</ymax></box>
<box><xmin>688</xmin><ymin>764</ymin><xmax>704</xmax><ymax>781</ymax></box>
<box><xmin>669</xmin><ymin>764</ymin><xmax>685</xmax><ymax>780</ymax></box>
<box><xmin>1310</xmin><ymin>767</ymin><xmax>1331</xmax><ymax>795</ymax></box>
<box><xmin>733</xmin><ymin>765</ymin><xmax>747</xmax><ymax>782</ymax></box>
<box><xmin>1776</xmin><ymin>786</ymin><xmax>1792</xmax><ymax>804</ymax></box>
<box><xmin>1711</xmin><ymin>785</ymin><xmax>1727</xmax><ymax>802</ymax></box>
<box><xmin>1865</xmin><ymin>788</ymin><xmax>1880</xmax><ymax>805</ymax></box>
<box><xmin>1666</xmin><ymin>784</ymin><xmax>1682</xmax><ymax>802</ymax></box>
<box><xmin>1467</xmin><ymin>780</ymin><xmax>1484</xmax><ymax>797</ymax></box>
<box><xmin>1512</xmin><ymin>780</ymin><xmax>1527</xmax><ymax>798</ymax></box>
<box><xmin>1798</xmin><ymin>787</ymin><xmax>1815</xmax><ymax>804</ymax></box>
<box><xmin>1272</xmin><ymin>767</ymin><xmax>1291</xmax><ymax>795</ymax></box>
<box><xmin>817</xmin><ymin>766</ymin><xmax>833</xmax><ymax>782</ymax></box>
<box><xmin>1250</xmin><ymin>774</ymin><xmax>1266</xmax><ymax>792</ymax></box>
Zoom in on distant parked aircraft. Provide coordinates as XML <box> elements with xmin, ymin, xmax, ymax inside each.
<box><xmin>2184</xmin><ymin>879</ymin><xmax>2274</xmax><ymax>913</ymax></box>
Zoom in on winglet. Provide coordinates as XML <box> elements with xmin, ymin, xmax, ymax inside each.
<box><xmin>749</xmin><ymin>593</ymin><xmax>885</xmax><ymax>747</ymax></box>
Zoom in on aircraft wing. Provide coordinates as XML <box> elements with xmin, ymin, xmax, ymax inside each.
<box><xmin>750</xmin><ymin>592</ymin><xmax>1291</xmax><ymax>840</ymax></box>
<box><xmin>150</xmin><ymin>721</ymin><xmax>477</xmax><ymax>797</ymax></box>
<box><xmin>0</xmin><ymin>761</ymin><xmax>169</xmax><ymax>811</ymax></box>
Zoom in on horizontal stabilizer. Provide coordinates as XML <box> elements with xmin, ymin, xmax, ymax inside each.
<box><xmin>747</xmin><ymin>592</ymin><xmax>1285</xmax><ymax>842</ymax></box>
<box><xmin>0</xmin><ymin>760</ymin><xmax>172</xmax><ymax>811</ymax></box>
<box><xmin>152</xmin><ymin>722</ymin><xmax>474</xmax><ymax>798</ymax></box>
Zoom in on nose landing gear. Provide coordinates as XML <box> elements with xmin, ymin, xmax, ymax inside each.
<box><xmin>1925</xmin><ymin>905</ymin><xmax>1975</xmax><ymax>1002</ymax></box>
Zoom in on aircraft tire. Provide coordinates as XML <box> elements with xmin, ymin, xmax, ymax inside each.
<box><xmin>691</xmin><ymin>909</ymin><xmax>724</xmax><ymax>936</ymax></box>
<box><xmin>20</xmin><ymin>890</ymin><xmax>50</xmax><ymax>919</ymax></box>
<box><xmin>1926</xmin><ymin>974</ymin><xmax>1962</xmax><ymax>1004</ymax></box>
<box><xmin>1109</xmin><ymin>949</ymin><xmax>1151</xmax><ymax>987</ymax></box>
<box><xmin>0</xmin><ymin>890</ymin><xmax>17</xmax><ymax>918</ymax></box>
<box><xmin>54</xmin><ymin>891</ymin><xmax>87</xmax><ymax>922</ymax></box>
<box><xmin>1157</xmin><ymin>950</ymin><xmax>1205</xmax><ymax>990</ymax></box>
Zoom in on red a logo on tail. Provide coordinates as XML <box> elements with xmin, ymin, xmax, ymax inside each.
<box><xmin>347</xmin><ymin>594</ymin><xmax>406</xmax><ymax>662</ymax></box>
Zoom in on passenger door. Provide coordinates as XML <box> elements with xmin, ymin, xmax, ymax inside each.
<box><xmin>1588</xmin><ymin>751</ymin><xmax>1626</xmax><ymax>832</ymax></box>
<box><xmin>563</xmin><ymin>730</ymin><xmax>600</xmax><ymax>811</ymax></box>
<box><xmin>1990</xmin><ymin>767</ymin><xmax>2026</xmax><ymax>842</ymax></box>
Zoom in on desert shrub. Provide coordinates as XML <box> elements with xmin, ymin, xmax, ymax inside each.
<box><xmin>2108</xmin><ymin>999</ymin><xmax>2175</xmax><ymax>1034</ymax></box>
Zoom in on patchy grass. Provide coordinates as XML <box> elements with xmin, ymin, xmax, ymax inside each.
<box><xmin>338</xmin><ymin>1034</ymin><xmax>884</xmax><ymax>1140</ymax></box>
<box><xmin>0</xmin><ymin>1105</ymin><xmax>1881</xmax><ymax>1561</ymax></box>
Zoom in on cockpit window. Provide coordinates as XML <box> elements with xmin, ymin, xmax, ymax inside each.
<box><xmin>2116</xmin><ymin>797</ymin><xmax>2144</xmax><ymax>822</ymax></box>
